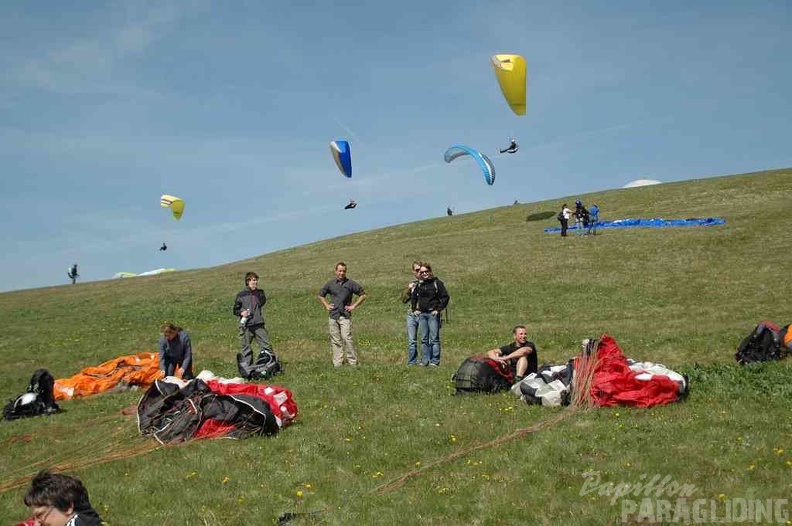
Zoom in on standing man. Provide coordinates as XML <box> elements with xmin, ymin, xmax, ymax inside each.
<box><xmin>587</xmin><ymin>203</ymin><xmax>600</xmax><ymax>235</ymax></box>
<box><xmin>233</xmin><ymin>271</ymin><xmax>277</xmax><ymax>379</ymax></box>
<box><xmin>318</xmin><ymin>262</ymin><xmax>367</xmax><ymax>367</ymax></box>
<box><xmin>67</xmin><ymin>263</ymin><xmax>79</xmax><ymax>284</ymax></box>
<box><xmin>401</xmin><ymin>261</ymin><xmax>424</xmax><ymax>366</ymax></box>
<box><xmin>558</xmin><ymin>204</ymin><xmax>572</xmax><ymax>237</ymax></box>
<box><xmin>411</xmin><ymin>264</ymin><xmax>450</xmax><ymax>367</ymax></box>
<box><xmin>487</xmin><ymin>325</ymin><xmax>538</xmax><ymax>383</ymax></box>
<box><xmin>574</xmin><ymin>199</ymin><xmax>589</xmax><ymax>236</ymax></box>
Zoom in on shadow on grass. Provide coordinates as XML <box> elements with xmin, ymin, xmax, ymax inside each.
<box><xmin>525</xmin><ymin>211</ymin><xmax>555</xmax><ymax>222</ymax></box>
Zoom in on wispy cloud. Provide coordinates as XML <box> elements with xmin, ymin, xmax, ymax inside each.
<box><xmin>12</xmin><ymin>1</ymin><xmax>188</xmax><ymax>95</ymax></box>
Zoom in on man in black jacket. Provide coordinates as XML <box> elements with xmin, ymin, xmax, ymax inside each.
<box><xmin>233</xmin><ymin>272</ymin><xmax>277</xmax><ymax>379</ymax></box>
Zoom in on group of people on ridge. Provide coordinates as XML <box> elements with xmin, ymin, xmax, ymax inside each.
<box><xmin>557</xmin><ymin>199</ymin><xmax>600</xmax><ymax>237</ymax></box>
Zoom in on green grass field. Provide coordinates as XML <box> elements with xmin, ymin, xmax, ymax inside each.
<box><xmin>1</xmin><ymin>168</ymin><xmax>790</xmax><ymax>525</ymax></box>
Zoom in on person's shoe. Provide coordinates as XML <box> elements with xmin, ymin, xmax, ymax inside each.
<box><xmin>429</xmin><ymin>363</ymin><xmax>439</xmax><ymax>367</ymax></box>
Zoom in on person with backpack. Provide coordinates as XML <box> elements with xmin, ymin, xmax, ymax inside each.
<box><xmin>157</xmin><ymin>322</ymin><xmax>195</xmax><ymax>380</ymax></box>
<box><xmin>317</xmin><ymin>262</ymin><xmax>367</xmax><ymax>367</ymax></box>
<box><xmin>557</xmin><ymin>204</ymin><xmax>572</xmax><ymax>237</ymax></box>
<box><xmin>486</xmin><ymin>325</ymin><xmax>538</xmax><ymax>384</ymax></box>
<box><xmin>401</xmin><ymin>261</ymin><xmax>424</xmax><ymax>366</ymax></box>
<box><xmin>411</xmin><ymin>263</ymin><xmax>450</xmax><ymax>367</ymax></box>
<box><xmin>66</xmin><ymin>264</ymin><xmax>79</xmax><ymax>285</ymax></box>
<box><xmin>21</xmin><ymin>470</ymin><xmax>103</xmax><ymax>526</ymax></box>
<box><xmin>233</xmin><ymin>271</ymin><xmax>279</xmax><ymax>379</ymax></box>
<box><xmin>573</xmin><ymin>199</ymin><xmax>589</xmax><ymax>236</ymax></box>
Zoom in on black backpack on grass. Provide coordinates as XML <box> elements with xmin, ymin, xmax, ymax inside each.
<box><xmin>452</xmin><ymin>355</ymin><xmax>513</xmax><ymax>394</ymax></box>
<box><xmin>3</xmin><ymin>369</ymin><xmax>61</xmax><ymax>421</ymax></box>
<box><xmin>735</xmin><ymin>322</ymin><xmax>782</xmax><ymax>365</ymax></box>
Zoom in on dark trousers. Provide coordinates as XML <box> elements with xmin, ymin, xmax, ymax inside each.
<box><xmin>560</xmin><ymin>218</ymin><xmax>569</xmax><ymax>237</ymax></box>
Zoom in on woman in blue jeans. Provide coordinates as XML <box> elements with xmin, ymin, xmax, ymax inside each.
<box><xmin>410</xmin><ymin>264</ymin><xmax>450</xmax><ymax>366</ymax></box>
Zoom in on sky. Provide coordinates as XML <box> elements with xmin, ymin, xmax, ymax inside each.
<box><xmin>1</xmin><ymin>0</ymin><xmax>790</xmax><ymax>293</ymax></box>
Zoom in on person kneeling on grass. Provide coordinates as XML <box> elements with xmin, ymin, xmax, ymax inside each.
<box><xmin>20</xmin><ymin>470</ymin><xmax>103</xmax><ymax>526</ymax></box>
<box><xmin>486</xmin><ymin>325</ymin><xmax>538</xmax><ymax>383</ymax></box>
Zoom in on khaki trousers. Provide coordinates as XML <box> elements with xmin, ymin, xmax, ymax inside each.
<box><xmin>328</xmin><ymin>317</ymin><xmax>357</xmax><ymax>366</ymax></box>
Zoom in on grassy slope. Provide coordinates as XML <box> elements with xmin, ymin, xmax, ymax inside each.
<box><xmin>0</xmin><ymin>168</ymin><xmax>790</xmax><ymax>525</ymax></box>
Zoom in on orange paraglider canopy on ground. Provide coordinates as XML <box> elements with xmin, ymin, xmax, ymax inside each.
<box><xmin>54</xmin><ymin>352</ymin><xmax>165</xmax><ymax>401</ymax></box>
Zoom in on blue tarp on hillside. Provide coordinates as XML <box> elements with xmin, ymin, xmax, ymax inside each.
<box><xmin>544</xmin><ymin>217</ymin><xmax>726</xmax><ymax>233</ymax></box>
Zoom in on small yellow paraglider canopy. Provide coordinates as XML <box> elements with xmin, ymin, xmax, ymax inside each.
<box><xmin>491</xmin><ymin>54</ymin><xmax>527</xmax><ymax>116</ymax></box>
<box><xmin>160</xmin><ymin>195</ymin><xmax>185</xmax><ymax>220</ymax></box>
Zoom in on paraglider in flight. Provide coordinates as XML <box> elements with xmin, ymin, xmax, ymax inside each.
<box><xmin>330</xmin><ymin>140</ymin><xmax>352</xmax><ymax>178</ymax></box>
<box><xmin>443</xmin><ymin>144</ymin><xmax>496</xmax><ymax>186</ymax></box>
<box><xmin>160</xmin><ymin>195</ymin><xmax>185</xmax><ymax>220</ymax></box>
<box><xmin>160</xmin><ymin>242</ymin><xmax>168</xmax><ymax>252</ymax></box>
<box><xmin>344</xmin><ymin>200</ymin><xmax>357</xmax><ymax>210</ymax></box>
<box><xmin>447</xmin><ymin>207</ymin><xmax>454</xmax><ymax>217</ymax></box>
<box><xmin>67</xmin><ymin>263</ymin><xmax>79</xmax><ymax>284</ymax></box>
<box><xmin>499</xmin><ymin>137</ymin><xmax>519</xmax><ymax>154</ymax></box>
<box><xmin>490</xmin><ymin>54</ymin><xmax>527</xmax><ymax>116</ymax></box>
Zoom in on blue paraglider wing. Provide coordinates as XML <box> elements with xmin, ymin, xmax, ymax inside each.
<box><xmin>443</xmin><ymin>145</ymin><xmax>496</xmax><ymax>185</ymax></box>
<box><xmin>330</xmin><ymin>140</ymin><xmax>352</xmax><ymax>178</ymax></box>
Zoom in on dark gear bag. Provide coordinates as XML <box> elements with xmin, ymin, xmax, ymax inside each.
<box><xmin>735</xmin><ymin>322</ymin><xmax>782</xmax><ymax>365</ymax></box>
<box><xmin>237</xmin><ymin>351</ymin><xmax>283</xmax><ymax>380</ymax></box>
<box><xmin>3</xmin><ymin>369</ymin><xmax>61</xmax><ymax>421</ymax></box>
<box><xmin>452</xmin><ymin>355</ymin><xmax>513</xmax><ymax>394</ymax></box>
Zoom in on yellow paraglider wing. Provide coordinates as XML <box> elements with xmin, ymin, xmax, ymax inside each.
<box><xmin>491</xmin><ymin>54</ymin><xmax>527</xmax><ymax>116</ymax></box>
<box><xmin>160</xmin><ymin>195</ymin><xmax>185</xmax><ymax>220</ymax></box>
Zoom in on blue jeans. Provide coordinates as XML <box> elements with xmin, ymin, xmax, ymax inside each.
<box><xmin>417</xmin><ymin>312</ymin><xmax>441</xmax><ymax>365</ymax></box>
<box><xmin>587</xmin><ymin>218</ymin><xmax>598</xmax><ymax>235</ymax></box>
<box><xmin>406</xmin><ymin>312</ymin><xmax>419</xmax><ymax>364</ymax></box>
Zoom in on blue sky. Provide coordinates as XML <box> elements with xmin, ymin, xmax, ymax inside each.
<box><xmin>1</xmin><ymin>0</ymin><xmax>790</xmax><ymax>292</ymax></box>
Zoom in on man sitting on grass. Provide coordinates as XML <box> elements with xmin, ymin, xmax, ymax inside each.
<box><xmin>487</xmin><ymin>325</ymin><xmax>538</xmax><ymax>383</ymax></box>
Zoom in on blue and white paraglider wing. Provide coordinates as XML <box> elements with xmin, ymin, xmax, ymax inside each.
<box><xmin>443</xmin><ymin>144</ymin><xmax>496</xmax><ymax>185</ymax></box>
<box><xmin>330</xmin><ymin>140</ymin><xmax>352</xmax><ymax>178</ymax></box>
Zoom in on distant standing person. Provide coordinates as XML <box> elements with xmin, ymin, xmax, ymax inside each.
<box><xmin>574</xmin><ymin>199</ymin><xmax>589</xmax><ymax>236</ymax></box>
<box><xmin>401</xmin><ymin>261</ymin><xmax>424</xmax><ymax>366</ymax></box>
<box><xmin>558</xmin><ymin>204</ymin><xmax>572</xmax><ymax>237</ymax></box>
<box><xmin>158</xmin><ymin>322</ymin><xmax>194</xmax><ymax>380</ymax></box>
<box><xmin>587</xmin><ymin>203</ymin><xmax>600</xmax><ymax>235</ymax></box>
<box><xmin>411</xmin><ymin>263</ymin><xmax>450</xmax><ymax>366</ymax></box>
<box><xmin>317</xmin><ymin>262</ymin><xmax>367</xmax><ymax>367</ymax></box>
<box><xmin>67</xmin><ymin>263</ymin><xmax>79</xmax><ymax>285</ymax></box>
<box><xmin>233</xmin><ymin>272</ymin><xmax>277</xmax><ymax>379</ymax></box>
<box><xmin>22</xmin><ymin>470</ymin><xmax>103</xmax><ymax>526</ymax></box>
<box><xmin>486</xmin><ymin>325</ymin><xmax>538</xmax><ymax>383</ymax></box>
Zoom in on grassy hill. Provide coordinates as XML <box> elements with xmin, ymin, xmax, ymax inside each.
<box><xmin>1</xmin><ymin>168</ymin><xmax>790</xmax><ymax>524</ymax></box>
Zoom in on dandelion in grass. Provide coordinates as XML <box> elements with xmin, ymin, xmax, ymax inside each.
<box><xmin>449</xmin><ymin>434</ymin><xmax>457</xmax><ymax>444</ymax></box>
<box><xmin>747</xmin><ymin>464</ymin><xmax>755</xmax><ymax>471</ymax></box>
<box><xmin>185</xmin><ymin>471</ymin><xmax>198</xmax><ymax>479</ymax></box>
<box><xmin>345</xmin><ymin>436</ymin><xmax>352</xmax><ymax>442</ymax></box>
<box><xmin>222</xmin><ymin>476</ymin><xmax>230</xmax><ymax>483</ymax></box>
<box><xmin>372</xmin><ymin>471</ymin><xmax>384</xmax><ymax>478</ymax></box>
<box><xmin>303</xmin><ymin>483</ymin><xmax>312</xmax><ymax>489</ymax></box>
<box><xmin>296</xmin><ymin>490</ymin><xmax>304</xmax><ymax>498</ymax></box>
<box><xmin>736</xmin><ymin>436</ymin><xmax>743</xmax><ymax>442</ymax></box>
<box><xmin>718</xmin><ymin>494</ymin><xmax>727</xmax><ymax>501</ymax></box>
<box><xmin>414</xmin><ymin>461</ymin><xmax>421</xmax><ymax>467</ymax></box>
<box><xmin>773</xmin><ymin>448</ymin><xmax>785</xmax><ymax>455</ymax></box>
<box><xmin>238</xmin><ymin>496</ymin><xmax>245</xmax><ymax>504</ymax></box>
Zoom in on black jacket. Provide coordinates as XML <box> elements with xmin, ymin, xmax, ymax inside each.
<box><xmin>233</xmin><ymin>288</ymin><xmax>267</xmax><ymax>326</ymax></box>
<box><xmin>411</xmin><ymin>277</ymin><xmax>450</xmax><ymax>313</ymax></box>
